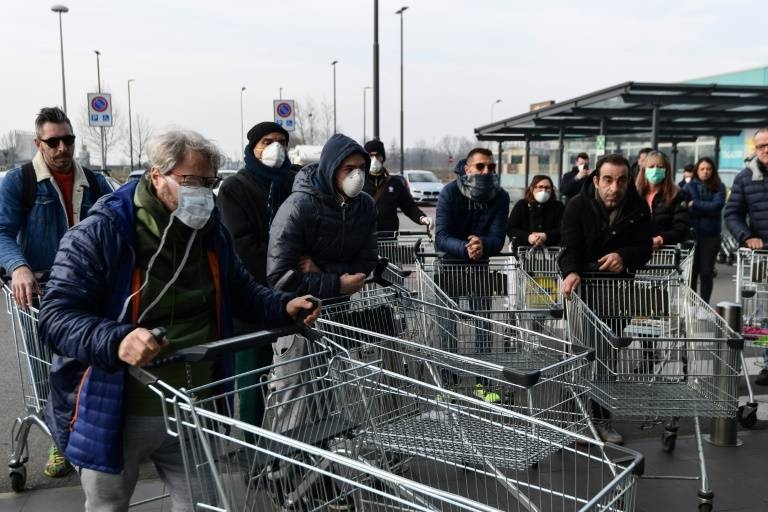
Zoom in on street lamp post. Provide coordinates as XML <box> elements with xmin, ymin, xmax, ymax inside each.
<box><xmin>363</xmin><ymin>86</ymin><xmax>372</xmax><ymax>143</ymax></box>
<box><xmin>127</xmin><ymin>79</ymin><xmax>135</xmax><ymax>171</ymax></box>
<box><xmin>373</xmin><ymin>0</ymin><xmax>380</xmax><ymax>140</ymax></box>
<box><xmin>279</xmin><ymin>87</ymin><xmax>282</xmax><ymax>100</ymax></box>
<box><xmin>308</xmin><ymin>112</ymin><xmax>314</xmax><ymax>144</ymax></box>
<box><xmin>94</xmin><ymin>50</ymin><xmax>106</xmax><ymax>171</ymax></box>
<box><xmin>491</xmin><ymin>98</ymin><xmax>502</xmax><ymax>122</ymax></box>
<box><xmin>331</xmin><ymin>60</ymin><xmax>338</xmax><ymax>134</ymax></box>
<box><xmin>50</xmin><ymin>4</ymin><xmax>69</xmax><ymax>114</ymax></box>
<box><xmin>395</xmin><ymin>6</ymin><xmax>408</xmax><ymax>173</ymax></box>
<box><xmin>240</xmin><ymin>86</ymin><xmax>246</xmax><ymax>155</ymax></box>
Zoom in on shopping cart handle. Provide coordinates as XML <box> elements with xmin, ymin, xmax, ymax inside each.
<box><xmin>571</xmin><ymin>344</ymin><xmax>595</xmax><ymax>362</ymax></box>
<box><xmin>549</xmin><ymin>307</ymin><xmax>564</xmax><ymax>319</ymax></box>
<box><xmin>727</xmin><ymin>337</ymin><xmax>744</xmax><ymax>350</ymax></box>
<box><xmin>610</xmin><ymin>336</ymin><xmax>633</xmax><ymax>349</ymax></box>
<box><xmin>501</xmin><ymin>368</ymin><xmax>542</xmax><ymax>387</ymax></box>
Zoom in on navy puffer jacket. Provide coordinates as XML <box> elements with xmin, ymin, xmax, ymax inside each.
<box><xmin>684</xmin><ymin>179</ymin><xmax>725</xmax><ymax>237</ymax></box>
<box><xmin>39</xmin><ymin>180</ymin><xmax>293</xmax><ymax>473</ymax></box>
<box><xmin>266</xmin><ymin>134</ymin><xmax>378</xmax><ymax>298</ymax></box>
<box><xmin>724</xmin><ymin>158</ymin><xmax>768</xmax><ymax>243</ymax></box>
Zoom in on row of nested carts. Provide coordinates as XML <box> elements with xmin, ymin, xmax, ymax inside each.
<box><xmin>4</xmin><ymin>228</ymin><xmax>764</xmax><ymax>512</ymax></box>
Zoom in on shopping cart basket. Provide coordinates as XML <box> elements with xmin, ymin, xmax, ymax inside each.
<box><xmin>635</xmin><ymin>244</ymin><xmax>695</xmax><ymax>287</ymax></box>
<box><xmin>566</xmin><ymin>274</ymin><xmax>743</xmax><ymax>510</ymax></box>
<box><xmin>376</xmin><ymin>228</ymin><xmax>434</xmax><ymax>268</ymax></box>
<box><xmin>515</xmin><ymin>245</ymin><xmax>563</xmax><ymax>304</ymax></box>
<box><xmin>130</xmin><ymin>328</ymin><xmax>644</xmax><ymax>512</ymax></box>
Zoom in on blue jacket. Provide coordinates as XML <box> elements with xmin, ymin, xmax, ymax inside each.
<box><xmin>0</xmin><ymin>154</ymin><xmax>110</xmax><ymax>273</ymax></box>
<box><xmin>39</xmin><ymin>180</ymin><xmax>294</xmax><ymax>474</ymax></box>
<box><xmin>435</xmin><ymin>162</ymin><xmax>510</xmax><ymax>260</ymax></box>
<box><xmin>684</xmin><ymin>179</ymin><xmax>725</xmax><ymax>237</ymax></box>
<box><xmin>725</xmin><ymin>158</ymin><xmax>768</xmax><ymax>243</ymax></box>
<box><xmin>266</xmin><ymin>134</ymin><xmax>378</xmax><ymax>298</ymax></box>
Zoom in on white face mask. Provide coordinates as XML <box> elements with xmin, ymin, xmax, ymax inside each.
<box><xmin>369</xmin><ymin>157</ymin><xmax>383</xmax><ymax>175</ymax></box>
<box><xmin>167</xmin><ymin>178</ymin><xmax>215</xmax><ymax>230</ymax></box>
<box><xmin>684</xmin><ymin>176</ymin><xmax>692</xmax><ymax>183</ymax></box>
<box><xmin>341</xmin><ymin>168</ymin><xmax>365</xmax><ymax>198</ymax></box>
<box><xmin>577</xmin><ymin>163</ymin><xmax>585</xmax><ymax>171</ymax></box>
<box><xmin>260</xmin><ymin>141</ymin><xmax>286</xmax><ymax>168</ymax></box>
<box><xmin>533</xmin><ymin>190</ymin><xmax>551</xmax><ymax>203</ymax></box>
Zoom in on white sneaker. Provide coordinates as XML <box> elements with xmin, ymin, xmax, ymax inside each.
<box><xmin>596</xmin><ymin>422</ymin><xmax>624</xmax><ymax>445</ymax></box>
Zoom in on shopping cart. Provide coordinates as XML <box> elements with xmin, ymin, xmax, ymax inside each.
<box><xmin>566</xmin><ymin>274</ymin><xmax>744</xmax><ymax>510</ymax></box>
<box><xmin>636</xmin><ymin>244</ymin><xmax>695</xmax><ymax>287</ymax></box>
<box><xmin>376</xmin><ymin>228</ymin><xmax>434</xmax><ymax>268</ymax></box>
<box><xmin>130</xmin><ymin>327</ymin><xmax>644</xmax><ymax>512</ymax></box>
<box><xmin>515</xmin><ymin>245</ymin><xmax>563</xmax><ymax>305</ymax></box>
<box><xmin>3</xmin><ymin>280</ymin><xmax>51</xmax><ymax>492</ymax></box>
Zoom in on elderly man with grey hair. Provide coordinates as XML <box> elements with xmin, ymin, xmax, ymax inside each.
<box><xmin>39</xmin><ymin>129</ymin><xmax>319</xmax><ymax>510</ymax></box>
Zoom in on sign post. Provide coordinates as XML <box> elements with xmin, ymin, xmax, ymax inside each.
<box><xmin>273</xmin><ymin>99</ymin><xmax>296</xmax><ymax>132</ymax></box>
<box><xmin>88</xmin><ymin>93</ymin><xmax>113</xmax><ymax>127</ymax></box>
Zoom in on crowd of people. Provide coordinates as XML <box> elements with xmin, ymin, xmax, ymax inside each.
<box><xmin>3</xmin><ymin>105</ymin><xmax>768</xmax><ymax>507</ymax></box>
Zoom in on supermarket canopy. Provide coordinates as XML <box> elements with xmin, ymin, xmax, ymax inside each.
<box><xmin>475</xmin><ymin>82</ymin><xmax>768</xmax><ymax>144</ymax></box>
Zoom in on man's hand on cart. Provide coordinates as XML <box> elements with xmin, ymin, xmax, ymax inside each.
<box><xmin>339</xmin><ymin>272</ymin><xmax>366</xmax><ymax>295</ymax></box>
<box><xmin>745</xmin><ymin>237</ymin><xmax>765</xmax><ymax>250</ymax></box>
<box><xmin>597</xmin><ymin>252</ymin><xmax>625</xmax><ymax>273</ymax></box>
<box><xmin>652</xmin><ymin>236</ymin><xmax>665</xmax><ymax>249</ymax></box>
<box><xmin>11</xmin><ymin>266</ymin><xmax>41</xmax><ymax>309</ymax></box>
<box><xmin>287</xmin><ymin>295</ymin><xmax>321</xmax><ymax>326</ymax></box>
<box><xmin>466</xmin><ymin>235</ymin><xmax>484</xmax><ymax>260</ymax></box>
<box><xmin>419</xmin><ymin>216</ymin><xmax>433</xmax><ymax>228</ymax></box>
<box><xmin>562</xmin><ymin>272</ymin><xmax>581</xmax><ymax>298</ymax></box>
<box><xmin>528</xmin><ymin>232</ymin><xmax>547</xmax><ymax>246</ymax></box>
<box><xmin>118</xmin><ymin>327</ymin><xmax>169</xmax><ymax>367</ymax></box>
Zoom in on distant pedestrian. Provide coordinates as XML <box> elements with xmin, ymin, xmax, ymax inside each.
<box><xmin>559</xmin><ymin>152</ymin><xmax>590</xmax><ymax>200</ymax></box>
<box><xmin>684</xmin><ymin>157</ymin><xmax>725</xmax><ymax>303</ymax></box>
<box><xmin>507</xmin><ymin>175</ymin><xmax>564</xmax><ymax>247</ymax></box>
<box><xmin>362</xmin><ymin>139</ymin><xmax>432</xmax><ymax>234</ymax></box>
<box><xmin>635</xmin><ymin>150</ymin><xmax>689</xmax><ymax>248</ymax></box>
<box><xmin>678</xmin><ymin>164</ymin><xmax>695</xmax><ymax>189</ymax></box>
<box><xmin>630</xmin><ymin>147</ymin><xmax>653</xmax><ymax>180</ymax></box>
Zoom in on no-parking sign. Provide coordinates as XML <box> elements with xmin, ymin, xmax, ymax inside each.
<box><xmin>273</xmin><ymin>99</ymin><xmax>295</xmax><ymax>132</ymax></box>
<box><xmin>87</xmin><ymin>93</ymin><xmax>113</xmax><ymax>127</ymax></box>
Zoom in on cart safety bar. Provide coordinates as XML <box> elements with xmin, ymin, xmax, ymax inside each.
<box><xmin>741</xmin><ymin>288</ymin><xmax>756</xmax><ymax>299</ymax></box>
<box><xmin>727</xmin><ymin>337</ymin><xmax>744</xmax><ymax>350</ymax></box>
<box><xmin>375</xmin><ymin>228</ymin><xmax>431</xmax><ymax>239</ymax></box>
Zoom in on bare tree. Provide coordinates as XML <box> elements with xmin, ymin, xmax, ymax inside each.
<box><xmin>78</xmin><ymin>103</ymin><xmax>125</xmax><ymax>169</ymax></box>
<box><xmin>0</xmin><ymin>131</ymin><xmax>18</xmax><ymax>169</ymax></box>
<box><xmin>319</xmin><ymin>99</ymin><xmax>334</xmax><ymax>143</ymax></box>
<box><xmin>124</xmin><ymin>114</ymin><xmax>153</xmax><ymax>168</ymax></box>
<box><xmin>295</xmin><ymin>97</ymin><xmax>320</xmax><ymax>145</ymax></box>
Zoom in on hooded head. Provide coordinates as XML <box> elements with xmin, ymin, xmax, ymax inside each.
<box><xmin>314</xmin><ymin>134</ymin><xmax>371</xmax><ymax>198</ymax></box>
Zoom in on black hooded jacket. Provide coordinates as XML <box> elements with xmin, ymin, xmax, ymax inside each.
<box><xmin>363</xmin><ymin>169</ymin><xmax>425</xmax><ymax>233</ymax></box>
<box><xmin>266</xmin><ymin>134</ymin><xmax>378</xmax><ymax>298</ymax></box>
<box><xmin>558</xmin><ymin>175</ymin><xmax>653</xmax><ymax>277</ymax></box>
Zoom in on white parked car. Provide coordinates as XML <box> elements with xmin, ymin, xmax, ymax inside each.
<box><xmin>214</xmin><ymin>169</ymin><xmax>238</xmax><ymax>195</ymax></box>
<box><xmin>403</xmin><ymin>170</ymin><xmax>443</xmax><ymax>203</ymax></box>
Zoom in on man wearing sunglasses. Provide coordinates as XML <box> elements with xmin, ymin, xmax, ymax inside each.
<box><xmin>0</xmin><ymin>107</ymin><xmax>110</xmax><ymax>478</ymax></box>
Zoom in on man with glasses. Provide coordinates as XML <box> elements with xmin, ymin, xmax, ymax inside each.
<box><xmin>0</xmin><ymin>106</ymin><xmax>110</xmax><ymax>477</ymax></box>
<box><xmin>39</xmin><ymin>129</ymin><xmax>318</xmax><ymax>509</ymax></box>
<box><xmin>434</xmin><ymin>148</ymin><xmax>509</xmax><ymax>398</ymax></box>
<box><xmin>725</xmin><ymin>127</ymin><xmax>768</xmax><ymax>385</ymax></box>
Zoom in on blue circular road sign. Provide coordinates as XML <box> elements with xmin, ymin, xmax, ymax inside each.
<box><xmin>276</xmin><ymin>102</ymin><xmax>292</xmax><ymax>118</ymax></box>
<box><xmin>91</xmin><ymin>96</ymin><xmax>109</xmax><ymax>112</ymax></box>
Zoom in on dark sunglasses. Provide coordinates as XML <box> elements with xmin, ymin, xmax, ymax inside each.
<box><xmin>472</xmin><ymin>162</ymin><xmax>497</xmax><ymax>172</ymax></box>
<box><xmin>39</xmin><ymin>135</ymin><xmax>76</xmax><ymax>148</ymax></box>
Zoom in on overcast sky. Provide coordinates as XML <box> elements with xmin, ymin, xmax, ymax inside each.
<box><xmin>2</xmin><ymin>0</ymin><xmax>766</xmax><ymax>162</ymax></box>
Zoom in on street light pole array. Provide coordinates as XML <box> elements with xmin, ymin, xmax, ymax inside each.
<box><xmin>127</xmin><ymin>79</ymin><xmax>135</xmax><ymax>171</ymax></box>
<box><xmin>491</xmin><ymin>98</ymin><xmax>502</xmax><ymax>122</ymax></box>
<box><xmin>363</xmin><ymin>86</ymin><xmax>372</xmax><ymax>143</ymax></box>
<box><xmin>50</xmin><ymin>4</ymin><xmax>69</xmax><ymax>114</ymax></box>
<box><xmin>331</xmin><ymin>60</ymin><xmax>338</xmax><ymax>134</ymax></box>
<box><xmin>372</xmin><ymin>0</ymin><xmax>380</xmax><ymax>140</ymax></box>
<box><xmin>395</xmin><ymin>6</ymin><xmax>408</xmax><ymax>173</ymax></box>
<box><xmin>240</xmin><ymin>86</ymin><xmax>246</xmax><ymax>156</ymax></box>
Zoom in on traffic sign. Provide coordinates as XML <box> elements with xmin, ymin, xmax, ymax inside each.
<box><xmin>273</xmin><ymin>99</ymin><xmax>296</xmax><ymax>132</ymax></box>
<box><xmin>87</xmin><ymin>93</ymin><xmax>113</xmax><ymax>127</ymax></box>
<box><xmin>596</xmin><ymin>135</ymin><xmax>606</xmax><ymax>156</ymax></box>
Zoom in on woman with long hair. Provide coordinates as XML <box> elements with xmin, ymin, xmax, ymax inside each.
<box><xmin>506</xmin><ymin>175</ymin><xmax>564</xmax><ymax>247</ymax></box>
<box><xmin>635</xmin><ymin>150</ymin><xmax>689</xmax><ymax>248</ymax></box>
<box><xmin>684</xmin><ymin>157</ymin><xmax>725</xmax><ymax>302</ymax></box>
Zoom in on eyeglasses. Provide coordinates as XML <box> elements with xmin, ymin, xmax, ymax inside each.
<box><xmin>471</xmin><ymin>162</ymin><xmax>497</xmax><ymax>172</ymax></box>
<box><xmin>534</xmin><ymin>185</ymin><xmax>552</xmax><ymax>191</ymax></box>
<box><xmin>169</xmin><ymin>171</ymin><xmax>223</xmax><ymax>189</ymax></box>
<box><xmin>755</xmin><ymin>143</ymin><xmax>768</xmax><ymax>152</ymax></box>
<box><xmin>39</xmin><ymin>135</ymin><xmax>76</xmax><ymax>148</ymax></box>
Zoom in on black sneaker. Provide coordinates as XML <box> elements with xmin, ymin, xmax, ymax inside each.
<box><xmin>756</xmin><ymin>368</ymin><xmax>768</xmax><ymax>386</ymax></box>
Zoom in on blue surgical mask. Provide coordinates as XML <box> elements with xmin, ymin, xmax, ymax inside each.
<box><xmin>459</xmin><ymin>173</ymin><xmax>500</xmax><ymax>201</ymax></box>
<box><xmin>645</xmin><ymin>167</ymin><xmax>666</xmax><ymax>185</ymax></box>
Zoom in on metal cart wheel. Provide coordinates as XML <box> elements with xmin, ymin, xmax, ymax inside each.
<box><xmin>661</xmin><ymin>430</ymin><xmax>677</xmax><ymax>453</ymax></box>
<box><xmin>9</xmin><ymin>465</ymin><xmax>26</xmax><ymax>492</ymax></box>
<box><xmin>698</xmin><ymin>502</ymin><xmax>713</xmax><ymax>512</ymax></box>
<box><xmin>738</xmin><ymin>403</ymin><xmax>758</xmax><ymax>429</ymax></box>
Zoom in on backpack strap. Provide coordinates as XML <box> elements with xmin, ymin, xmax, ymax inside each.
<box><xmin>21</xmin><ymin>162</ymin><xmax>37</xmax><ymax>218</ymax></box>
<box><xmin>372</xmin><ymin>175</ymin><xmax>392</xmax><ymax>203</ymax></box>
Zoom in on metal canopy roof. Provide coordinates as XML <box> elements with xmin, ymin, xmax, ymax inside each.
<box><xmin>475</xmin><ymin>82</ymin><xmax>768</xmax><ymax>143</ymax></box>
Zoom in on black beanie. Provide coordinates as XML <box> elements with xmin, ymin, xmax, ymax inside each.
<box><xmin>364</xmin><ymin>140</ymin><xmax>386</xmax><ymax>162</ymax></box>
<box><xmin>246</xmin><ymin>122</ymin><xmax>289</xmax><ymax>150</ymax></box>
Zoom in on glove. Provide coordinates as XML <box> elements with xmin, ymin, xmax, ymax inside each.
<box><xmin>420</xmin><ymin>216</ymin><xmax>433</xmax><ymax>227</ymax></box>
